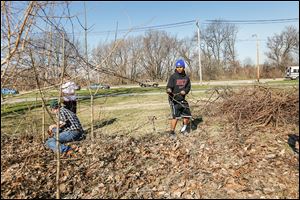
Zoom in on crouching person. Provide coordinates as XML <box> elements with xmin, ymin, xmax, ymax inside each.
<box><xmin>46</xmin><ymin>99</ymin><xmax>84</xmax><ymax>156</ymax></box>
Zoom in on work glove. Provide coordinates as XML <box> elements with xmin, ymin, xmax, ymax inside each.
<box><xmin>166</xmin><ymin>88</ymin><xmax>172</xmax><ymax>94</ymax></box>
<box><xmin>180</xmin><ymin>90</ymin><xmax>186</xmax><ymax>96</ymax></box>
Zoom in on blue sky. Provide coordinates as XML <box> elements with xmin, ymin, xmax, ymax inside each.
<box><xmin>68</xmin><ymin>1</ymin><xmax>299</xmax><ymax>64</ymax></box>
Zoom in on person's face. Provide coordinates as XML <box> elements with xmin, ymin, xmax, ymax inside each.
<box><xmin>176</xmin><ymin>66</ymin><xmax>184</xmax><ymax>73</ymax></box>
<box><xmin>50</xmin><ymin>107</ymin><xmax>58</xmax><ymax>114</ymax></box>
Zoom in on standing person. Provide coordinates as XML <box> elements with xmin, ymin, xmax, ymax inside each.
<box><xmin>61</xmin><ymin>73</ymin><xmax>80</xmax><ymax>113</ymax></box>
<box><xmin>166</xmin><ymin>59</ymin><xmax>192</xmax><ymax>138</ymax></box>
<box><xmin>46</xmin><ymin>99</ymin><xmax>84</xmax><ymax>156</ymax></box>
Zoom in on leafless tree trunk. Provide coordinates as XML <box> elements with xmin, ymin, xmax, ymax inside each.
<box><xmin>140</xmin><ymin>31</ymin><xmax>178</xmax><ymax>81</ymax></box>
<box><xmin>1</xmin><ymin>1</ymin><xmax>37</xmax><ymax>66</ymax></box>
<box><xmin>55</xmin><ymin>32</ymin><xmax>67</xmax><ymax>199</ymax></box>
<box><xmin>266</xmin><ymin>25</ymin><xmax>299</xmax><ymax>72</ymax></box>
<box><xmin>199</xmin><ymin>20</ymin><xmax>239</xmax><ymax>79</ymax></box>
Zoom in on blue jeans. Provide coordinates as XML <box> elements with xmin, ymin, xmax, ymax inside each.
<box><xmin>45</xmin><ymin>127</ymin><xmax>83</xmax><ymax>153</ymax></box>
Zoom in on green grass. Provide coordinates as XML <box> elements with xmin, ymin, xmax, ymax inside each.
<box><xmin>11</xmin><ymin>79</ymin><xmax>298</xmax><ymax>100</ymax></box>
<box><xmin>2</xmin><ymin>80</ymin><xmax>297</xmax><ymax>116</ymax></box>
<box><xmin>12</xmin><ymin>86</ymin><xmax>166</xmax><ymax>99</ymax></box>
<box><xmin>1</xmin><ymin>100</ymin><xmax>45</xmax><ymax>116</ymax></box>
<box><xmin>265</xmin><ymin>79</ymin><xmax>299</xmax><ymax>84</ymax></box>
<box><xmin>0</xmin><ymin>94</ymin><xmax>166</xmax><ymax>136</ymax></box>
<box><xmin>2</xmin><ymin>82</ymin><xmax>297</xmax><ymax>137</ymax></box>
<box><xmin>78</xmin><ymin>100</ymin><xmax>171</xmax><ymax>137</ymax></box>
<box><xmin>1</xmin><ymin>91</ymin><xmax>205</xmax><ymax>137</ymax></box>
<box><xmin>1</xmin><ymin>87</ymin><xmax>165</xmax><ymax>115</ymax></box>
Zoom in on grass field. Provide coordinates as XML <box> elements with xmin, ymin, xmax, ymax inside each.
<box><xmin>1</xmin><ymin>90</ymin><xmax>207</xmax><ymax>138</ymax></box>
<box><xmin>1</xmin><ymin>80</ymin><xmax>298</xmax><ymax>138</ymax></box>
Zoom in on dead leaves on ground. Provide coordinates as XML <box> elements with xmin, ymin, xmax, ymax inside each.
<box><xmin>1</xmin><ymin>122</ymin><xmax>299</xmax><ymax>199</ymax></box>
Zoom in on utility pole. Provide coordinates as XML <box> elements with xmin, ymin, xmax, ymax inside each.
<box><xmin>196</xmin><ymin>19</ymin><xmax>202</xmax><ymax>85</ymax></box>
<box><xmin>252</xmin><ymin>34</ymin><xmax>260</xmax><ymax>82</ymax></box>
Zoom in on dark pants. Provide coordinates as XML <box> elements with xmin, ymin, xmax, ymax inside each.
<box><xmin>63</xmin><ymin>100</ymin><xmax>77</xmax><ymax>113</ymax></box>
<box><xmin>169</xmin><ymin>100</ymin><xmax>192</xmax><ymax>119</ymax></box>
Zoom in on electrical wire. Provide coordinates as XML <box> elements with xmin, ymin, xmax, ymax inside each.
<box><xmin>28</xmin><ymin>18</ymin><xmax>299</xmax><ymax>36</ymax></box>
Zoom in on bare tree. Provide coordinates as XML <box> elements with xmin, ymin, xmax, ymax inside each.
<box><xmin>126</xmin><ymin>36</ymin><xmax>145</xmax><ymax>82</ymax></box>
<box><xmin>266</xmin><ymin>25</ymin><xmax>299</xmax><ymax>72</ymax></box>
<box><xmin>1</xmin><ymin>2</ymin><xmax>86</xmax><ymax>198</ymax></box>
<box><xmin>1</xmin><ymin>1</ymin><xmax>39</xmax><ymax>66</ymax></box>
<box><xmin>199</xmin><ymin>20</ymin><xmax>239</xmax><ymax>79</ymax></box>
<box><xmin>1</xmin><ymin>1</ymin><xmax>40</xmax><ymax>88</ymax></box>
<box><xmin>223</xmin><ymin>23</ymin><xmax>238</xmax><ymax>69</ymax></box>
<box><xmin>140</xmin><ymin>30</ymin><xmax>178</xmax><ymax>81</ymax></box>
<box><xmin>202</xmin><ymin>20</ymin><xmax>225</xmax><ymax>65</ymax></box>
<box><xmin>176</xmin><ymin>37</ymin><xmax>197</xmax><ymax>79</ymax></box>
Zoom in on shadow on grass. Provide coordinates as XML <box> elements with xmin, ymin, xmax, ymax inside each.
<box><xmin>1</xmin><ymin>105</ymin><xmax>42</xmax><ymax>117</ymax></box>
<box><xmin>84</xmin><ymin>118</ymin><xmax>117</xmax><ymax>135</ymax></box>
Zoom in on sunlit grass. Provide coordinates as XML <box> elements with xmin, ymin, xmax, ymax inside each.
<box><xmin>265</xmin><ymin>79</ymin><xmax>299</xmax><ymax>84</ymax></box>
<box><xmin>1</xmin><ymin>92</ymin><xmax>202</xmax><ymax>136</ymax></box>
<box><xmin>2</xmin><ymin>82</ymin><xmax>296</xmax><ymax>137</ymax></box>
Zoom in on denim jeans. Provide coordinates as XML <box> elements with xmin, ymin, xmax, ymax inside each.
<box><xmin>45</xmin><ymin>127</ymin><xmax>83</xmax><ymax>153</ymax></box>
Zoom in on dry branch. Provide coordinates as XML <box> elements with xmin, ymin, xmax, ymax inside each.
<box><xmin>204</xmin><ymin>85</ymin><xmax>299</xmax><ymax>129</ymax></box>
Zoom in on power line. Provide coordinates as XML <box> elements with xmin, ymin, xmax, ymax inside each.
<box><xmin>121</xmin><ymin>20</ymin><xmax>196</xmax><ymax>31</ymax></box>
<box><xmin>79</xmin><ymin>20</ymin><xmax>196</xmax><ymax>35</ymax></box>
<box><xmin>29</xmin><ymin>17</ymin><xmax>299</xmax><ymax>37</ymax></box>
<box><xmin>203</xmin><ymin>21</ymin><xmax>299</xmax><ymax>25</ymax></box>
<box><xmin>203</xmin><ymin>18</ymin><xmax>298</xmax><ymax>24</ymax></box>
<box><xmin>206</xmin><ymin>18</ymin><xmax>298</xmax><ymax>22</ymax></box>
<box><xmin>236</xmin><ymin>39</ymin><xmax>267</xmax><ymax>42</ymax></box>
<box><xmin>79</xmin><ymin>18</ymin><xmax>298</xmax><ymax>36</ymax></box>
<box><xmin>29</xmin><ymin>19</ymin><xmax>196</xmax><ymax>36</ymax></box>
<box><xmin>86</xmin><ymin>18</ymin><xmax>298</xmax><ymax>34</ymax></box>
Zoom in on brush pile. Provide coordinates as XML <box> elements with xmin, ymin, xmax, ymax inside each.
<box><xmin>207</xmin><ymin>85</ymin><xmax>299</xmax><ymax>129</ymax></box>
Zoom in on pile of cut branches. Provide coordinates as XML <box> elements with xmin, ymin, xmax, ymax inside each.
<box><xmin>209</xmin><ymin>85</ymin><xmax>299</xmax><ymax>128</ymax></box>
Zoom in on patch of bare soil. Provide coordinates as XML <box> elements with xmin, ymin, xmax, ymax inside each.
<box><xmin>1</xmin><ymin>86</ymin><xmax>299</xmax><ymax>199</ymax></box>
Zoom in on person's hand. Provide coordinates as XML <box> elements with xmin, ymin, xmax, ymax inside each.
<box><xmin>48</xmin><ymin>124</ymin><xmax>56</xmax><ymax>132</ymax></box>
<box><xmin>47</xmin><ymin>129</ymin><xmax>53</xmax><ymax>137</ymax></box>
<box><xmin>48</xmin><ymin>124</ymin><xmax>56</xmax><ymax>137</ymax></box>
<box><xmin>166</xmin><ymin>88</ymin><xmax>172</xmax><ymax>94</ymax></box>
<box><xmin>180</xmin><ymin>90</ymin><xmax>186</xmax><ymax>95</ymax></box>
